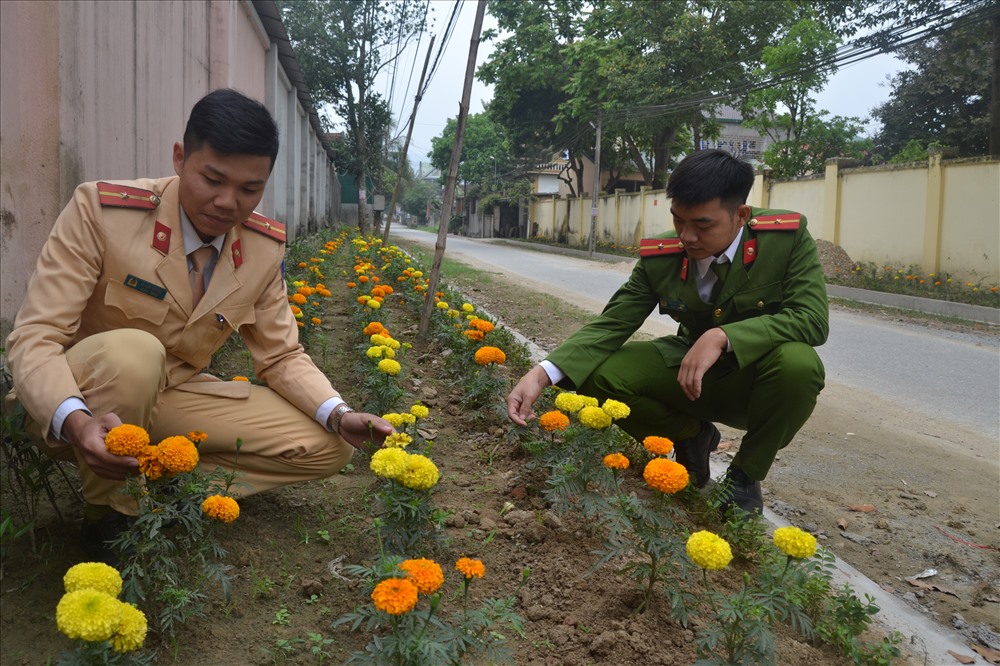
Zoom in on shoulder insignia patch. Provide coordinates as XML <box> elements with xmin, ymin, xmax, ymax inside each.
<box><xmin>97</xmin><ymin>182</ymin><xmax>161</xmax><ymax>210</ymax></box>
<box><xmin>243</xmin><ymin>212</ymin><xmax>286</xmax><ymax>242</ymax></box>
<box><xmin>748</xmin><ymin>212</ymin><xmax>801</xmax><ymax>231</ymax></box>
<box><xmin>639</xmin><ymin>237</ymin><xmax>685</xmax><ymax>257</ymax></box>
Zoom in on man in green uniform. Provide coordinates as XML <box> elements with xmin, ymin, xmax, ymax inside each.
<box><xmin>507</xmin><ymin>149</ymin><xmax>828</xmax><ymax>515</ymax></box>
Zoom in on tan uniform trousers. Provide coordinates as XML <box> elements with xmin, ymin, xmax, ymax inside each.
<box><xmin>33</xmin><ymin>329</ymin><xmax>353</xmax><ymax>514</ymax></box>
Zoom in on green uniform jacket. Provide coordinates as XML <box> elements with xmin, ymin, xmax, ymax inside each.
<box><xmin>547</xmin><ymin>208</ymin><xmax>830</xmax><ymax>389</ymax></box>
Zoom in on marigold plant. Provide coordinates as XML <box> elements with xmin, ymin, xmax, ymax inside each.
<box><xmin>399</xmin><ymin>558</ymin><xmax>444</xmax><ymax>594</ymax></box>
<box><xmin>601</xmin><ymin>399</ymin><xmax>631</xmax><ymax>420</ymax></box>
<box><xmin>104</xmin><ymin>424</ymin><xmax>149</xmax><ymax>457</ymax></box>
<box><xmin>773</xmin><ymin>526</ymin><xmax>817</xmax><ymax>559</ymax></box>
<box><xmin>473</xmin><ymin>346</ymin><xmax>506</xmax><ymax>365</ymax></box>
<box><xmin>455</xmin><ymin>557</ymin><xmax>486</xmax><ymax>579</ymax></box>
<box><xmin>578</xmin><ymin>405</ymin><xmax>612</xmax><ymax>429</ymax></box>
<box><xmin>110</xmin><ymin>602</ymin><xmax>148</xmax><ymax>653</ymax></box>
<box><xmin>603</xmin><ymin>452</ymin><xmax>630</xmax><ymax>470</ymax></box>
<box><xmin>643</xmin><ymin>435</ymin><xmax>674</xmax><ymax>456</ymax></box>
<box><xmin>643</xmin><ymin>457</ymin><xmax>689</xmax><ymax>494</ymax></box>
<box><xmin>538</xmin><ymin>411</ymin><xmax>570</xmax><ymax>432</ymax></box>
<box><xmin>155</xmin><ymin>436</ymin><xmax>200</xmax><ymax>474</ymax></box>
<box><xmin>63</xmin><ymin>562</ymin><xmax>123</xmax><ymax>597</ymax></box>
<box><xmin>378</xmin><ymin>359</ymin><xmax>402</xmax><ymax>375</ymax></box>
<box><xmin>56</xmin><ymin>589</ymin><xmax>123</xmax><ymax>642</ymax></box>
<box><xmin>686</xmin><ymin>530</ymin><xmax>733</xmax><ymax>570</ymax></box>
<box><xmin>371</xmin><ymin>578</ymin><xmax>419</xmax><ymax>615</ymax></box>
<box><xmin>202</xmin><ymin>495</ymin><xmax>240</xmax><ymax>523</ymax></box>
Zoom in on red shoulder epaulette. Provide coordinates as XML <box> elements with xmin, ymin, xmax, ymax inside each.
<box><xmin>242</xmin><ymin>211</ymin><xmax>286</xmax><ymax>242</ymax></box>
<box><xmin>748</xmin><ymin>212</ymin><xmax>800</xmax><ymax>231</ymax></box>
<box><xmin>97</xmin><ymin>182</ymin><xmax>161</xmax><ymax>210</ymax></box>
<box><xmin>639</xmin><ymin>237</ymin><xmax>685</xmax><ymax>257</ymax></box>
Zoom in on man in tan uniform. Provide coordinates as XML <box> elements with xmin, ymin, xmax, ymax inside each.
<box><xmin>6</xmin><ymin>89</ymin><xmax>392</xmax><ymax>563</ymax></box>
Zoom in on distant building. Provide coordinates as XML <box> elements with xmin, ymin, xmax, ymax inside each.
<box><xmin>699</xmin><ymin>105</ymin><xmax>781</xmax><ymax>163</ymax></box>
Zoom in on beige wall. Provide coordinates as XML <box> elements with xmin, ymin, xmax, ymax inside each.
<box><xmin>0</xmin><ymin>0</ymin><xmax>339</xmax><ymax>332</ymax></box>
<box><xmin>528</xmin><ymin>155</ymin><xmax>1000</xmax><ymax>283</ymax></box>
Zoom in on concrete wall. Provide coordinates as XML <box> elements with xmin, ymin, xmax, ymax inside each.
<box><xmin>0</xmin><ymin>0</ymin><xmax>339</xmax><ymax>333</ymax></box>
<box><xmin>528</xmin><ymin>155</ymin><xmax>1000</xmax><ymax>283</ymax></box>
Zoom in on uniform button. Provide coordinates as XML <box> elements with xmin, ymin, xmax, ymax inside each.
<box><xmin>746</xmin><ymin>246</ymin><xmax>755</xmax><ymax>256</ymax></box>
<box><xmin>713</xmin><ymin>308</ymin><xmax>723</xmax><ymax>318</ymax></box>
<box><xmin>149</xmin><ymin>194</ymin><xmax>161</xmax><ymax>207</ymax></box>
<box><xmin>749</xmin><ymin>218</ymin><xmax>757</xmax><ymax>226</ymax></box>
<box><xmin>756</xmin><ymin>300</ymin><xmax>765</xmax><ymax>308</ymax></box>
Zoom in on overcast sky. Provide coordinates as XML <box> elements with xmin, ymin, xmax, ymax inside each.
<box><xmin>368</xmin><ymin>2</ymin><xmax>904</xmax><ymax>167</ymax></box>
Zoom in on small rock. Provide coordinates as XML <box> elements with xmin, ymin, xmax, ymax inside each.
<box><xmin>479</xmin><ymin>516</ymin><xmax>498</xmax><ymax>531</ymax></box>
<box><xmin>542</xmin><ymin>511</ymin><xmax>563</xmax><ymax>530</ymax></box>
<box><xmin>899</xmin><ymin>492</ymin><xmax>921</xmax><ymax>500</ymax></box>
<box><xmin>462</xmin><ymin>510</ymin><xmax>480</xmax><ymax>525</ymax></box>
<box><xmin>300</xmin><ymin>578</ymin><xmax>324</xmax><ymax>597</ymax></box>
<box><xmin>511</xmin><ymin>485</ymin><xmax>528</xmax><ymax>500</ymax></box>
<box><xmin>526</xmin><ymin>604</ymin><xmax>551</xmax><ymax>621</ymax></box>
<box><xmin>875</xmin><ymin>518</ymin><xmax>891</xmax><ymax>530</ymax></box>
<box><xmin>840</xmin><ymin>531</ymin><xmax>877</xmax><ymax>547</ymax></box>
<box><xmin>445</xmin><ymin>514</ymin><xmax>466</xmax><ymax>528</ymax></box>
<box><xmin>952</xmin><ymin>612</ymin><xmax>969</xmax><ymax>631</ymax></box>
<box><xmin>504</xmin><ymin>509</ymin><xmax>535</xmax><ymax>526</ymax></box>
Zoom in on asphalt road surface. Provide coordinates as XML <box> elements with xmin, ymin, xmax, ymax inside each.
<box><xmin>391</xmin><ymin>228</ymin><xmax>1000</xmax><ymax>441</ymax></box>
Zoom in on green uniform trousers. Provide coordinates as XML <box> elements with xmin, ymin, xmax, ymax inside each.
<box><xmin>578</xmin><ymin>340</ymin><xmax>825</xmax><ymax>480</ymax></box>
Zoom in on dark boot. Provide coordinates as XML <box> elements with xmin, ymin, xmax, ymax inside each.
<box><xmin>719</xmin><ymin>465</ymin><xmax>764</xmax><ymax>517</ymax></box>
<box><xmin>80</xmin><ymin>510</ymin><xmax>134</xmax><ymax>567</ymax></box>
<box><xmin>674</xmin><ymin>421</ymin><xmax>721</xmax><ymax>488</ymax></box>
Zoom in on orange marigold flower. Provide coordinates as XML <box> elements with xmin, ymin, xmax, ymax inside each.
<box><xmin>538</xmin><ymin>411</ymin><xmax>570</xmax><ymax>432</ymax></box>
<box><xmin>136</xmin><ymin>446</ymin><xmax>164</xmax><ymax>481</ymax></box>
<box><xmin>469</xmin><ymin>318</ymin><xmax>495</xmax><ymax>333</ymax></box>
<box><xmin>202</xmin><ymin>495</ymin><xmax>240</xmax><ymax>523</ymax></box>
<box><xmin>104</xmin><ymin>424</ymin><xmax>149</xmax><ymax>457</ymax></box>
<box><xmin>363</xmin><ymin>322</ymin><xmax>387</xmax><ymax>336</ymax></box>
<box><xmin>232</xmin><ymin>375</ymin><xmax>249</xmax><ymax>381</ymax></box>
<box><xmin>291</xmin><ymin>293</ymin><xmax>307</xmax><ymax>305</ymax></box>
<box><xmin>643</xmin><ymin>458</ymin><xmax>689</xmax><ymax>494</ymax></box>
<box><xmin>311</xmin><ymin>317</ymin><xmax>322</xmax><ymax>325</ymax></box>
<box><xmin>186</xmin><ymin>430</ymin><xmax>208</xmax><ymax>445</ymax></box>
<box><xmin>289</xmin><ymin>305</ymin><xmax>302</xmax><ymax>315</ymax></box>
<box><xmin>359</xmin><ymin>275</ymin><xmax>370</xmax><ymax>283</ymax></box>
<box><xmin>371</xmin><ymin>276</ymin><xmax>380</xmax><ymax>282</ymax></box>
<box><xmin>643</xmin><ymin>436</ymin><xmax>674</xmax><ymax>456</ymax></box>
<box><xmin>155</xmin><ymin>436</ymin><xmax>199</xmax><ymax>474</ymax></box>
<box><xmin>398</xmin><ymin>558</ymin><xmax>444</xmax><ymax>595</ymax></box>
<box><xmin>474</xmin><ymin>346</ymin><xmax>506</xmax><ymax>365</ymax></box>
<box><xmin>463</xmin><ymin>329</ymin><xmax>485</xmax><ymax>342</ymax></box>
<box><xmin>297</xmin><ymin>262</ymin><xmax>308</xmax><ymax>268</ymax></box>
<box><xmin>371</xmin><ymin>578</ymin><xmax>419</xmax><ymax>615</ymax></box>
<box><xmin>297</xmin><ymin>286</ymin><xmax>314</xmax><ymax>296</ymax></box>
<box><xmin>455</xmin><ymin>557</ymin><xmax>485</xmax><ymax>579</ymax></box>
<box><xmin>347</xmin><ymin>282</ymin><xmax>357</xmax><ymax>288</ymax></box>
<box><xmin>603</xmin><ymin>452</ymin><xmax>630</xmax><ymax>470</ymax></box>
<box><xmin>297</xmin><ymin>321</ymin><xmax>305</xmax><ymax>328</ymax></box>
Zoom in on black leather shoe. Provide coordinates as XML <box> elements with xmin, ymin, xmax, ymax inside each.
<box><xmin>80</xmin><ymin>510</ymin><xmax>134</xmax><ymax>567</ymax></box>
<box><xmin>719</xmin><ymin>465</ymin><xmax>764</xmax><ymax>517</ymax></box>
<box><xmin>674</xmin><ymin>421</ymin><xmax>721</xmax><ymax>488</ymax></box>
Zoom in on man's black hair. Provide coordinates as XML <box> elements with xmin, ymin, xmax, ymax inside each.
<box><xmin>666</xmin><ymin>149</ymin><xmax>754</xmax><ymax>209</ymax></box>
<box><xmin>183</xmin><ymin>89</ymin><xmax>279</xmax><ymax>169</ymax></box>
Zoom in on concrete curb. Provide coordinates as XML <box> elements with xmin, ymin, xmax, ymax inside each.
<box><xmin>489</xmin><ymin>238</ymin><xmax>1000</xmax><ymax>325</ymax></box>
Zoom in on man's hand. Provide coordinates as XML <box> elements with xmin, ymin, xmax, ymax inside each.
<box><xmin>61</xmin><ymin>411</ymin><xmax>139</xmax><ymax>480</ymax></box>
<box><xmin>677</xmin><ymin>328</ymin><xmax>729</xmax><ymax>401</ymax></box>
<box><xmin>337</xmin><ymin>411</ymin><xmax>395</xmax><ymax>451</ymax></box>
<box><xmin>506</xmin><ymin>365</ymin><xmax>552</xmax><ymax>426</ymax></box>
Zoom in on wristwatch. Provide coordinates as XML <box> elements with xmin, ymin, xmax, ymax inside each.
<box><xmin>331</xmin><ymin>403</ymin><xmax>355</xmax><ymax>434</ymax></box>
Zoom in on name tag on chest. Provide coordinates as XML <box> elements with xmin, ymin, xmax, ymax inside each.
<box><xmin>124</xmin><ymin>274</ymin><xmax>168</xmax><ymax>300</ymax></box>
<box><xmin>659</xmin><ymin>298</ymin><xmax>687</xmax><ymax>314</ymax></box>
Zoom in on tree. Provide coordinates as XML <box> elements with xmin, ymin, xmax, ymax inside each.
<box><xmin>760</xmin><ymin>113</ymin><xmax>872</xmax><ymax>177</ymax></box>
<box><xmin>280</xmin><ymin>0</ymin><xmax>427</xmax><ymax>234</ymax></box>
<box><xmin>429</xmin><ymin>113</ymin><xmax>509</xmax><ymax>194</ymax></box>
<box><xmin>871</xmin><ymin>17</ymin><xmax>991</xmax><ymax>159</ymax></box>
<box><xmin>401</xmin><ymin>179</ymin><xmax>439</xmax><ymax>224</ymax></box>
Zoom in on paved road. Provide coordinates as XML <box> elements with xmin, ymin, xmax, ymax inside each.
<box><xmin>391</xmin><ymin>228</ymin><xmax>1000</xmax><ymax>440</ymax></box>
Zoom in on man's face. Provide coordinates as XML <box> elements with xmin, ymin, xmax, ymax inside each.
<box><xmin>671</xmin><ymin>199</ymin><xmax>750</xmax><ymax>260</ymax></box>
<box><xmin>172</xmin><ymin>142</ymin><xmax>272</xmax><ymax>241</ymax></box>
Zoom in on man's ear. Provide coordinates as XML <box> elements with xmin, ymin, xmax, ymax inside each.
<box><xmin>736</xmin><ymin>204</ymin><xmax>752</xmax><ymax>227</ymax></box>
<box><xmin>172</xmin><ymin>142</ymin><xmax>185</xmax><ymax>176</ymax></box>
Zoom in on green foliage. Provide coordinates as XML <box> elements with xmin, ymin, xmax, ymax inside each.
<box><xmin>54</xmin><ymin>643</ymin><xmax>156</xmax><ymax>666</ymax></box>
<box><xmin>830</xmin><ymin>262</ymin><xmax>999</xmax><ymax>308</ymax></box>
<box><xmin>400</xmin><ymin>179</ymin><xmax>439</xmax><ymax>224</ymax></box>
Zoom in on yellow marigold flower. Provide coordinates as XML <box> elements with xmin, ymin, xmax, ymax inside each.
<box><xmin>371</xmin><ymin>578</ymin><xmax>418</xmax><ymax>615</ymax></box>
<box><xmin>578</xmin><ymin>405</ymin><xmax>612</xmax><ymax>429</ymax></box>
<box><xmin>773</xmin><ymin>526</ymin><xmax>818</xmax><ymax>559</ymax></box>
<box><xmin>538</xmin><ymin>411</ymin><xmax>570</xmax><ymax>432</ymax></box>
<box><xmin>384</xmin><ymin>432</ymin><xmax>413</xmax><ymax>449</ymax></box>
<box><xmin>382</xmin><ymin>413</ymin><xmax>404</xmax><ymax>428</ymax></box>
<box><xmin>603</xmin><ymin>452</ymin><xmax>630</xmax><ymax>470</ymax></box>
<box><xmin>581</xmin><ymin>395</ymin><xmax>599</xmax><ymax>408</ymax></box>
<box><xmin>104</xmin><ymin>424</ymin><xmax>150</xmax><ymax>457</ymax></box>
<box><xmin>413</xmin><ymin>271</ymin><xmax>423</xmax><ymax>277</ymax></box>
<box><xmin>436</xmin><ymin>301</ymin><xmax>449</xmax><ymax>310</ymax></box>
<box><xmin>410</xmin><ymin>404</ymin><xmax>429</xmax><ymax>419</ymax></box>
<box><xmin>446</xmin><ymin>309</ymin><xmax>460</xmax><ymax>318</ymax></box>
<box><xmin>110</xmin><ymin>602</ymin><xmax>147</xmax><ymax>653</ymax></box>
<box><xmin>455</xmin><ymin>557</ymin><xmax>485</xmax><ymax>579</ymax></box>
<box><xmin>370</xmin><ymin>448</ymin><xmax>409</xmax><ymax>479</ymax></box>
<box><xmin>384</xmin><ymin>337</ymin><xmax>401</xmax><ymax>350</ymax></box>
<box><xmin>187</xmin><ymin>430</ymin><xmax>208</xmax><ymax>444</ymax></box>
<box><xmin>367</xmin><ymin>299</ymin><xmax>381</xmax><ymax>310</ymax></box>
<box><xmin>202</xmin><ymin>495</ymin><xmax>240</xmax><ymax>523</ymax></box>
<box><xmin>370</xmin><ymin>333</ymin><xmax>389</xmax><ymax>346</ymax></box>
<box><xmin>474</xmin><ymin>346</ymin><xmax>506</xmax><ymax>365</ymax></box>
<box><xmin>553</xmin><ymin>393</ymin><xmax>586</xmax><ymax>413</ymax></box>
<box><xmin>156</xmin><ymin>436</ymin><xmax>199</xmax><ymax>474</ymax></box>
<box><xmin>469</xmin><ymin>317</ymin><xmax>495</xmax><ymax>333</ymax></box>
<box><xmin>643</xmin><ymin>458</ymin><xmax>689</xmax><ymax>494</ymax></box>
<box><xmin>399</xmin><ymin>558</ymin><xmax>444</xmax><ymax>594</ymax></box>
<box><xmin>377</xmin><ymin>359</ymin><xmax>401</xmax><ymax>376</ymax></box>
<box><xmin>136</xmin><ymin>445</ymin><xmax>164</xmax><ymax>481</ymax></box>
<box><xmin>291</xmin><ymin>293</ymin><xmax>307</xmax><ymax>305</ymax></box>
<box><xmin>463</xmin><ymin>329</ymin><xmax>485</xmax><ymax>342</ymax></box>
<box><xmin>643</xmin><ymin>436</ymin><xmax>674</xmax><ymax>456</ymax></box>
<box><xmin>686</xmin><ymin>530</ymin><xmax>733</xmax><ymax>570</ymax></box>
<box><xmin>400</xmin><ymin>453</ymin><xmax>439</xmax><ymax>490</ymax></box>
<box><xmin>462</xmin><ymin>303</ymin><xmax>475</xmax><ymax>313</ymax></box>
<box><xmin>232</xmin><ymin>375</ymin><xmax>249</xmax><ymax>382</ymax></box>
<box><xmin>366</xmin><ymin>346</ymin><xmax>385</xmax><ymax>359</ymax></box>
<box><xmin>292</xmin><ymin>280</ymin><xmax>305</xmax><ymax>288</ymax></box>
<box><xmin>399</xmin><ymin>412</ymin><xmax>416</xmax><ymax>425</ymax></box>
<box><xmin>601</xmin><ymin>399</ymin><xmax>631</xmax><ymax>420</ymax></box>
<box><xmin>56</xmin><ymin>589</ymin><xmax>123</xmax><ymax>642</ymax></box>
<box><xmin>380</xmin><ymin>346</ymin><xmax>396</xmax><ymax>359</ymax></box>
<box><xmin>63</xmin><ymin>562</ymin><xmax>123</xmax><ymax>597</ymax></box>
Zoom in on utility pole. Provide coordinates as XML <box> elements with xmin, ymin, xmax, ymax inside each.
<box><xmin>419</xmin><ymin>0</ymin><xmax>486</xmax><ymax>337</ymax></box>
<box><xmin>382</xmin><ymin>35</ymin><xmax>436</xmax><ymax>244</ymax></box>
<box><xmin>588</xmin><ymin>111</ymin><xmax>602</xmax><ymax>257</ymax></box>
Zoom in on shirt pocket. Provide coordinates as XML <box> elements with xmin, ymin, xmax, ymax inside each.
<box><xmin>732</xmin><ymin>283</ymin><xmax>783</xmax><ymax>316</ymax></box>
<box><xmin>104</xmin><ymin>278</ymin><xmax>170</xmax><ymax>326</ymax></box>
